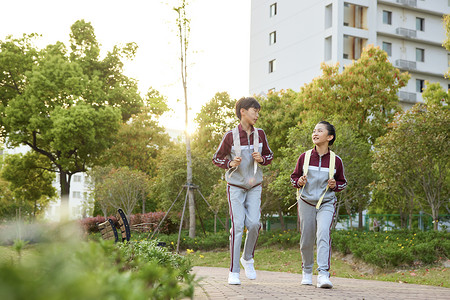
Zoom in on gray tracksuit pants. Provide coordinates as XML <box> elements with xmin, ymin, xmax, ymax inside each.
<box><xmin>227</xmin><ymin>184</ymin><xmax>262</xmax><ymax>273</ymax></box>
<box><xmin>298</xmin><ymin>198</ymin><xmax>336</xmax><ymax>276</ymax></box>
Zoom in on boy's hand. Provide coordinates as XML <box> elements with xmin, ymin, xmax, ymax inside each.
<box><xmin>252</xmin><ymin>152</ymin><xmax>263</xmax><ymax>163</ymax></box>
<box><xmin>328</xmin><ymin>178</ymin><xmax>336</xmax><ymax>189</ymax></box>
<box><xmin>230</xmin><ymin>157</ymin><xmax>242</xmax><ymax>168</ymax></box>
<box><xmin>298</xmin><ymin>175</ymin><xmax>307</xmax><ymax>187</ymax></box>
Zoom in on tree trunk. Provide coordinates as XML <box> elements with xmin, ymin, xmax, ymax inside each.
<box><xmin>278</xmin><ymin>205</ymin><xmax>285</xmax><ymax>231</ymax></box>
<box><xmin>358</xmin><ymin>208</ymin><xmax>363</xmax><ymax>230</ymax></box>
<box><xmin>186</xmin><ymin>138</ymin><xmax>195</xmax><ymax>238</ymax></box>
<box><xmin>59</xmin><ymin>170</ymin><xmax>71</xmax><ymax>221</ymax></box>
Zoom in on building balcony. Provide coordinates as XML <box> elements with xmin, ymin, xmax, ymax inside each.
<box><xmin>396</xmin><ymin>0</ymin><xmax>417</xmax><ymax>7</ymax></box>
<box><xmin>395</xmin><ymin>59</ymin><xmax>416</xmax><ymax>70</ymax></box>
<box><xmin>396</xmin><ymin>27</ymin><xmax>416</xmax><ymax>38</ymax></box>
<box><xmin>397</xmin><ymin>91</ymin><xmax>417</xmax><ymax>103</ymax></box>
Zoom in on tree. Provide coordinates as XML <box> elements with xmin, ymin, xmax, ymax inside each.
<box><xmin>95</xmin><ymin>167</ymin><xmax>149</xmax><ymax>220</ymax></box>
<box><xmin>192</xmin><ymin>92</ymin><xmax>237</xmax><ymax>157</ymax></box>
<box><xmin>1</xmin><ymin>152</ymin><xmax>56</xmax><ymax>220</ymax></box>
<box><xmin>100</xmin><ymin>89</ymin><xmax>172</xmax><ymax>178</ymax></box>
<box><xmin>373</xmin><ymin>85</ymin><xmax>450</xmax><ymax>230</ymax></box>
<box><xmin>0</xmin><ymin>20</ymin><xmax>143</xmax><ymax>218</ymax></box>
<box><xmin>174</xmin><ymin>0</ymin><xmax>196</xmax><ymax>238</ymax></box>
<box><xmin>300</xmin><ymin>45</ymin><xmax>409</xmax><ymax>144</ymax></box>
<box><xmin>0</xmin><ymin>178</ymin><xmax>15</xmax><ymax>219</ymax></box>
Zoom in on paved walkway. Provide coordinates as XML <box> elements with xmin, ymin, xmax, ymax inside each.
<box><xmin>191</xmin><ymin>266</ymin><xmax>450</xmax><ymax>300</ymax></box>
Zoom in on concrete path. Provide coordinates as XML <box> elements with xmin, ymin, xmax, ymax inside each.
<box><xmin>191</xmin><ymin>266</ymin><xmax>450</xmax><ymax>300</ymax></box>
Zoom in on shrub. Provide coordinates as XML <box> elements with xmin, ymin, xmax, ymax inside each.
<box><xmin>0</xmin><ymin>239</ymin><xmax>194</xmax><ymax>299</ymax></box>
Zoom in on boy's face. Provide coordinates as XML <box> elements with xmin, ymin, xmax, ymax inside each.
<box><xmin>240</xmin><ymin>107</ymin><xmax>259</xmax><ymax>126</ymax></box>
<box><xmin>312</xmin><ymin>123</ymin><xmax>333</xmax><ymax>146</ymax></box>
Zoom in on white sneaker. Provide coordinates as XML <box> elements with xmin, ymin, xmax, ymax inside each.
<box><xmin>228</xmin><ymin>272</ymin><xmax>241</xmax><ymax>285</ymax></box>
<box><xmin>317</xmin><ymin>273</ymin><xmax>333</xmax><ymax>288</ymax></box>
<box><xmin>301</xmin><ymin>272</ymin><xmax>312</xmax><ymax>285</ymax></box>
<box><xmin>240</xmin><ymin>257</ymin><xmax>257</xmax><ymax>280</ymax></box>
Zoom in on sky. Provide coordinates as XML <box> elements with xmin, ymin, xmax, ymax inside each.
<box><xmin>0</xmin><ymin>0</ymin><xmax>251</xmax><ymax>133</ymax></box>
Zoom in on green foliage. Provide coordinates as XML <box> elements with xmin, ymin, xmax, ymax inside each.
<box><xmin>0</xmin><ymin>239</ymin><xmax>194</xmax><ymax>300</ymax></box>
<box><xmin>100</xmin><ymin>92</ymin><xmax>172</xmax><ymax>178</ymax></box>
<box><xmin>92</xmin><ymin>166</ymin><xmax>150</xmax><ymax>217</ymax></box>
<box><xmin>1</xmin><ymin>152</ymin><xmax>56</xmax><ymax>219</ymax></box>
<box><xmin>331</xmin><ymin>230</ymin><xmax>450</xmax><ymax>268</ymax></box>
<box><xmin>0</xmin><ymin>20</ymin><xmax>143</xmax><ymax>216</ymax></box>
<box><xmin>300</xmin><ymin>45</ymin><xmax>409</xmax><ymax>144</ymax></box>
<box><xmin>373</xmin><ymin>98</ymin><xmax>450</xmax><ymax>229</ymax></box>
<box><xmin>192</xmin><ymin>91</ymin><xmax>237</xmax><ymax>157</ymax></box>
<box><xmin>152</xmin><ymin>231</ymin><xmax>230</xmax><ymax>252</ymax></box>
<box><xmin>149</xmin><ymin>229</ymin><xmax>449</xmax><ymax>270</ymax></box>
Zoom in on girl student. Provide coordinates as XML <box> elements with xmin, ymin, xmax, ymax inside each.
<box><xmin>290</xmin><ymin>121</ymin><xmax>347</xmax><ymax>288</ymax></box>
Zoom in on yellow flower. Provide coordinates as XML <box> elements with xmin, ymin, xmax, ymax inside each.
<box><xmin>186</xmin><ymin>249</ymin><xmax>194</xmax><ymax>254</ymax></box>
<box><xmin>171</xmin><ymin>241</ymin><xmax>174</xmax><ymax>245</ymax></box>
<box><xmin>199</xmin><ymin>254</ymin><xmax>204</xmax><ymax>258</ymax></box>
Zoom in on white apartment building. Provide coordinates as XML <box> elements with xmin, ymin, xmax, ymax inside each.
<box><xmin>250</xmin><ymin>0</ymin><xmax>450</xmax><ymax>109</ymax></box>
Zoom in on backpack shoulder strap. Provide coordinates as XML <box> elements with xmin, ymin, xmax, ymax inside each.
<box><xmin>303</xmin><ymin>149</ymin><xmax>312</xmax><ymax>177</ymax></box>
<box><xmin>232</xmin><ymin>126</ymin><xmax>241</xmax><ymax>157</ymax></box>
<box><xmin>329</xmin><ymin>150</ymin><xmax>336</xmax><ymax>180</ymax></box>
<box><xmin>316</xmin><ymin>150</ymin><xmax>336</xmax><ymax>210</ymax></box>
<box><xmin>253</xmin><ymin>128</ymin><xmax>260</xmax><ymax>175</ymax></box>
<box><xmin>253</xmin><ymin>127</ymin><xmax>259</xmax><ymax>153</ymax></box>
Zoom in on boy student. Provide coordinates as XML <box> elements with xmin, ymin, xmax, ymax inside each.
<box><xmin>212</xmin><ymin>97</ymin><xmax>273</xmax><ymax>285</ymax></box>
<box><xmin>290</xmin><ymin>121</ymin><xmax>346</xmax><ymax>289</ymax></box>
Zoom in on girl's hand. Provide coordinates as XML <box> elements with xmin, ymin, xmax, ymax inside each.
<box><xmin>328</xmin><ymin>178</ymin><xmax>336</xmax><ymax>189</ymax></box>
<box><xmin>298</xmin><ymin>175</ymin><xmax>307</xmax><ymax>187</ymax></box>
<box><xmin>230</xmin><ymin>157</ymin><xmax>242</xmax><ymax>168</ymax></box>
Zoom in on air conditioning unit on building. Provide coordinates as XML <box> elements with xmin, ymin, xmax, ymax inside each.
<box><xmin>396</xmin><ymin>0</ymin><xmax>417</xmax><ymax>7</ymax></box>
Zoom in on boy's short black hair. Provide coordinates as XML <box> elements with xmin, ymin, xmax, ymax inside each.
<box><xmin>235</xmin><ymin>97</ymin><xmax>261</xmax><ymax>120</ymax></box>
<box><xmin>318</xmin><ymin>121</ymin><xmax>336</xmax><ymax>145</ymax></box>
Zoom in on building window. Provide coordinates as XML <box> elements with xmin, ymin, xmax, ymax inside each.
<box><xmin>324</xmin><ymin>36</ymin><xmax>332</xmax><ymax>61</ymax></box>
<box><xmin>72</xmin><ymin>191</ymin><xmax>82</xmax><ymax>199</ymax></box>
<box><xmin>416</xmin><ymin>48</ymin><xmax>424</xmax><ymax>62</ymax></box>
<box><xmin>270</xmin><ymin>3</ymin><xmax>277</xmax><ymax>17</ymax></box>
<box><xmin>448</xmin><ymin>53</ymin><xmax>450</xmax><ymax>67</ymax></box>
<box><xmin>383</xmin><ymin>10</ymin><xmax>392</xmax><ymax>25</ymax></box>
<box><xmin>73</xmin><ymin>175</ymin><xmax>82</xmax><ymax>182</ymax></box>
<box><xmin>343</xmin><ymin>35</ymin><xmax>367</xmax><ymax>60</ymax></box>
<box><xmin>416</xmin><ymin>17</ymin><xmax>424</xmax><ymax>31</ymax></box>
<box><xmin>269</xmin><ymin>31</ymin><xmax>276</xmax><ymax>45</ymax></box>
<box><xmin>269</xmin><ymin>59</ymin><xmax>276</xmax><ymax>73</ymax></box>
<box><xmin>382</xmin><ymin>42</ymin><xmax>392</xmax><ymax>56</ymax></box>
<box><xmin>325</xmin><ymin>4</ymin><xmax>332</xmax><ymax>28</ymax></box>
<box><xmin>416</xmin><ymin>79</ymin><xmax>425</xmax><ymax>93</ymax></box>
<box><xmin>343</xmin><ymin>3</ymin><xmax>368</xmax><ymax>29</ymax></box>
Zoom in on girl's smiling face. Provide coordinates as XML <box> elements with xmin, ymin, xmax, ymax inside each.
<box><xmin>312</xmin><ymin>123</ymin><xmax>334</xmax><ymax>146</ymax></box>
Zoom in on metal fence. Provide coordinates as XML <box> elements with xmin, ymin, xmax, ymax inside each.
<box><xmin>263</xmin><ymin>214</ymin><xmax>450</xmax><ymax>232</ymax></box>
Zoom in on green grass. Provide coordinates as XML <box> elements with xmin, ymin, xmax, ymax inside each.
<box><xmin>187</xmin><ymin>246</ymin><xmax>450</xmax><ymax>288</ymax></box>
